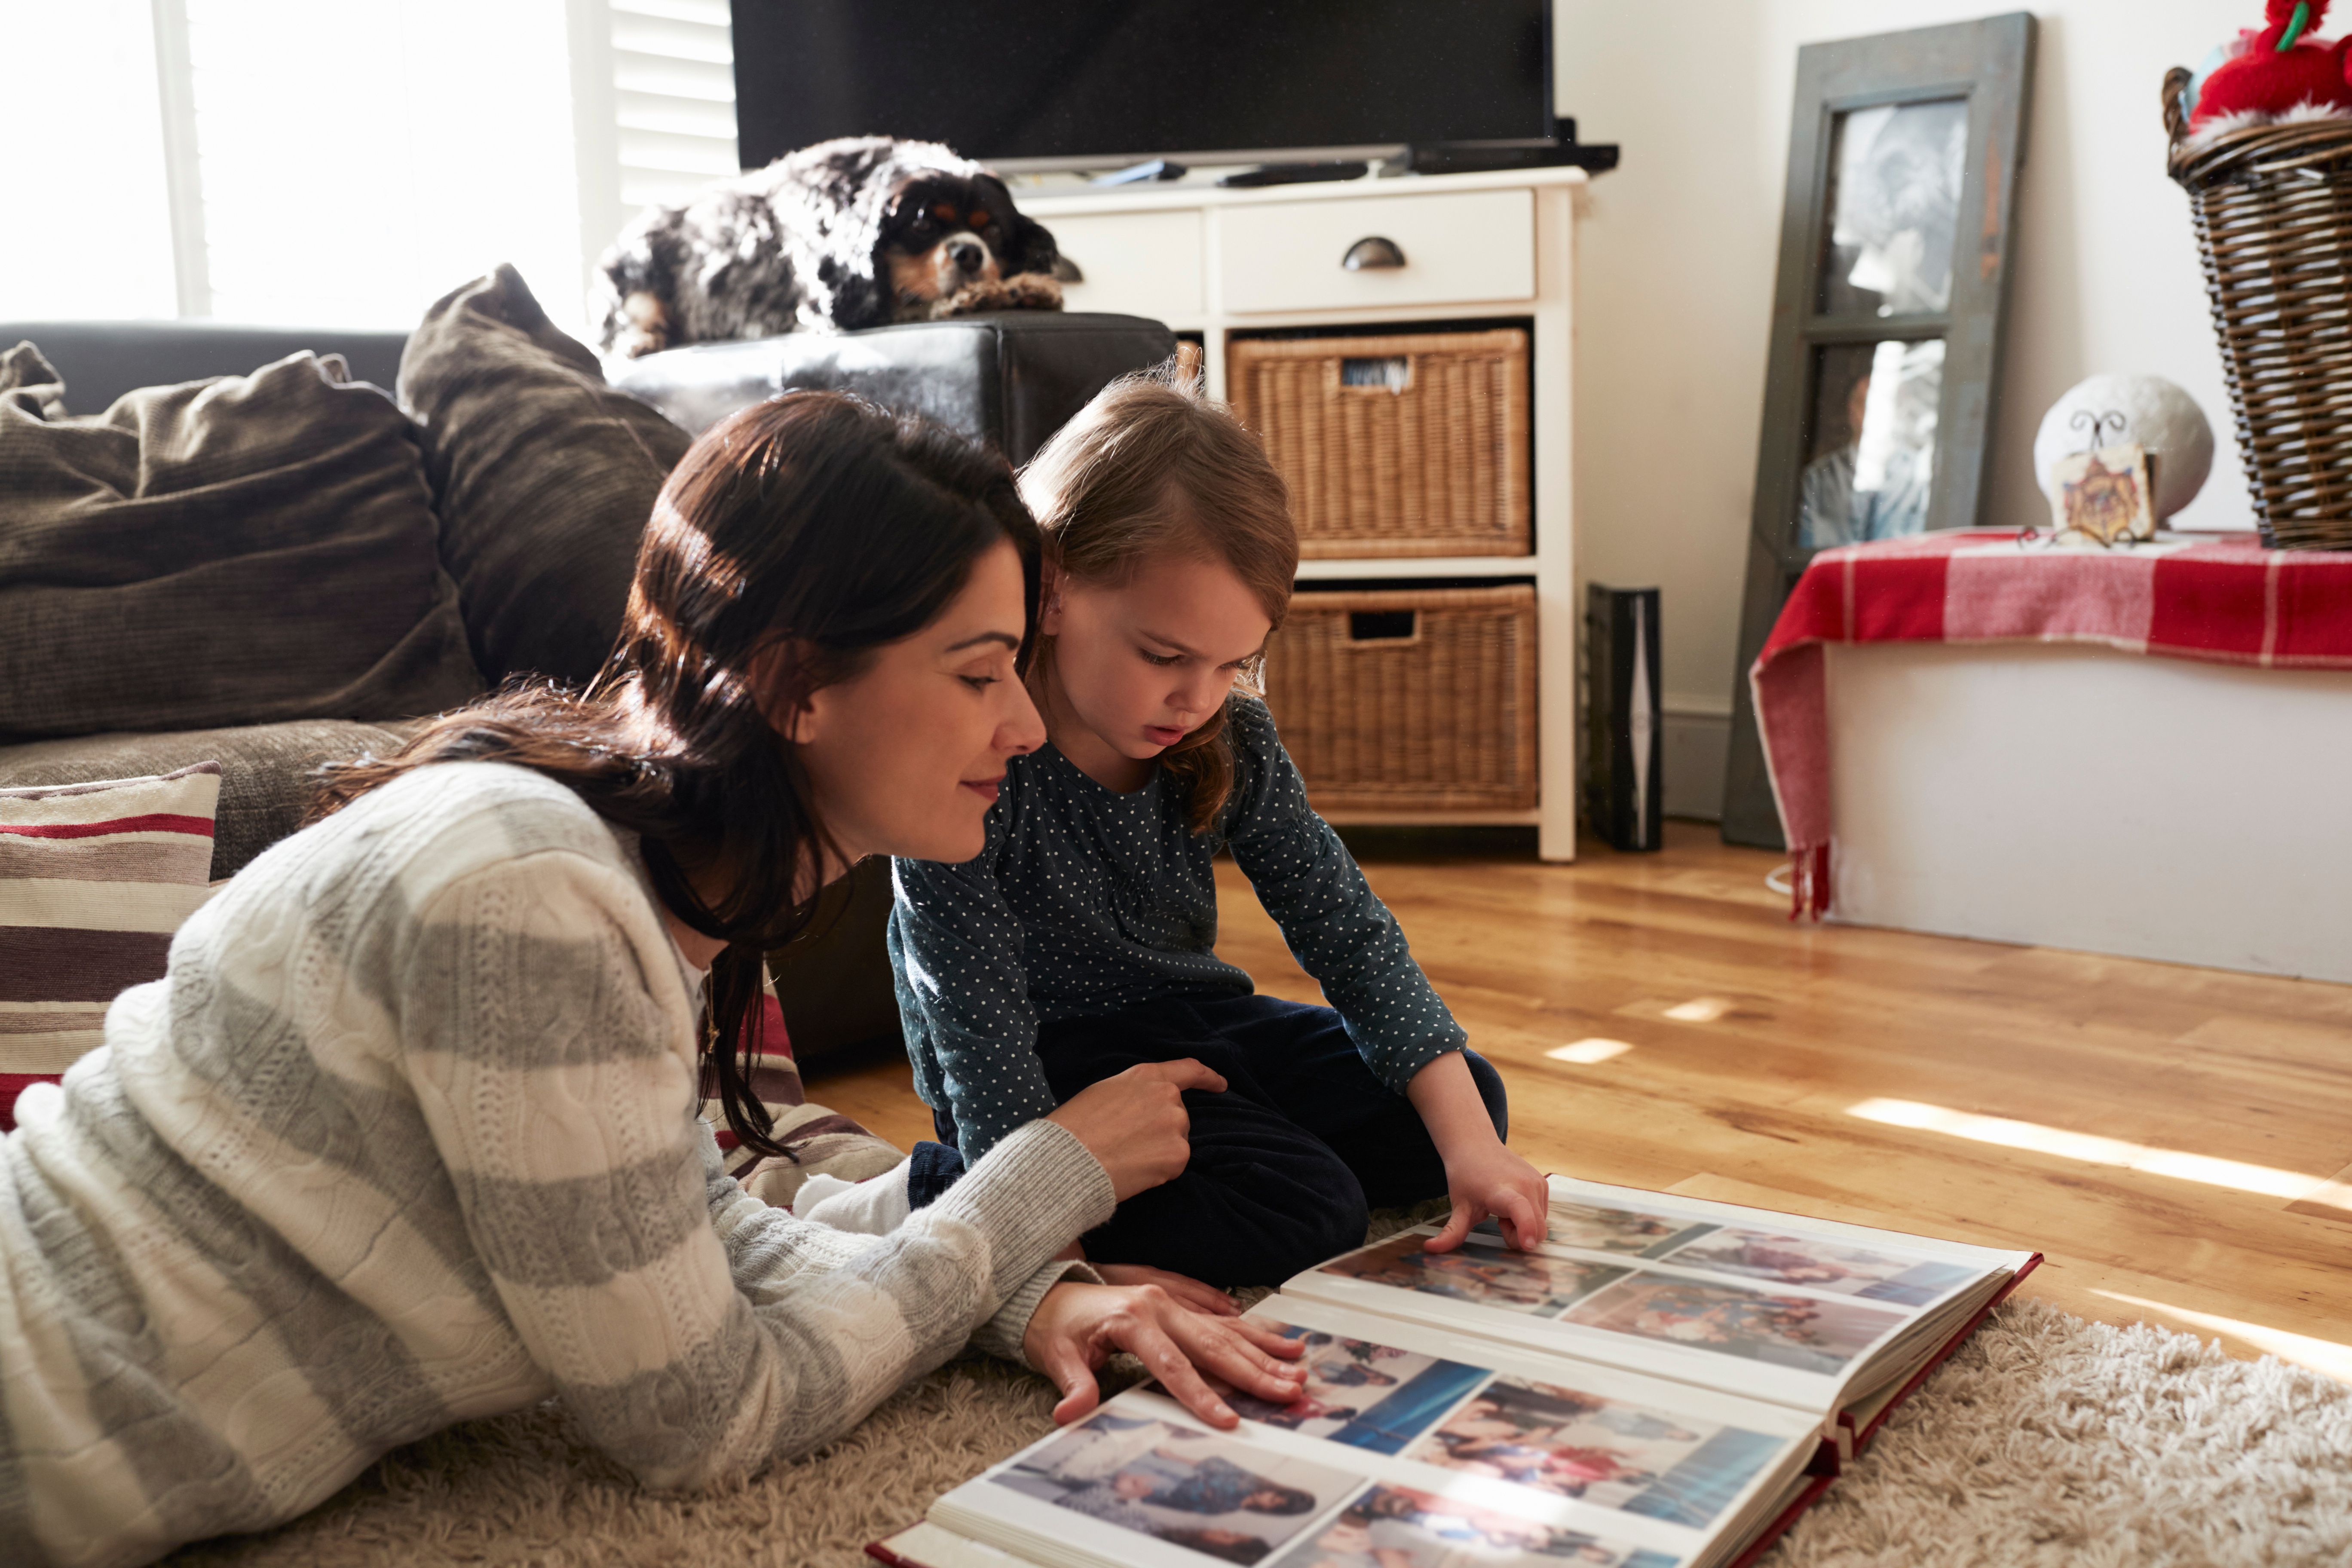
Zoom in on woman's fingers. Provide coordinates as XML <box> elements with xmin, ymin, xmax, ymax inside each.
<box><xmin>1094</xmin><ymin>1262</ymin><xmax>1239</xmax><ymax>1316</ymax></box>
<box><xmin>1233</xmin><ymin>1317</ymin><xmax>1310</xmax><ymax>1359</ymax></box>
<box><xmin>1032</xmin><ymin>1332</ymin><xmax>1106</xmax><ymax>1425</ymax></box>
<box><xmin>1129</xmin><ymin>1317</ymin><xmax>1238</xmax><ymax>1427</ymax></box>
<box><xmin>1046</xmin><ymin>1062</ymin><xmax>1219</xmax><ymax>1201</ymax></box>
<box><xmin>1169</xmin><ymin>1316</ymin><xmax>1311</xmax><ymax>1405</ymax></box>
<box><xmin>1133</xmin><ymin>1057</ymin><xmax>1228</xmax><ymax>1096</ymax></box>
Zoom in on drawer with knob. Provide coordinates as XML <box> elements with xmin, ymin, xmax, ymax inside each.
<box><xmin>1039</xmin><ymin>209</ymin><xmax>1205</xmax><ymax>319</ymax></box>
<box><xmin>1217</xmin><ymin>188</ymin><xmax>1535</xmax><ymax>314</ymax></box>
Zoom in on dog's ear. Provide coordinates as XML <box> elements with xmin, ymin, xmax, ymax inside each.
<box><xmin>1006</xmin><ymin>210</ymin><xmax>1064</xmax><ymax>280</ymax></box>
<box><xmin>978</xmin><ymin>175</ymin><xmax>1062</xmax><ymax>280</ymax></box>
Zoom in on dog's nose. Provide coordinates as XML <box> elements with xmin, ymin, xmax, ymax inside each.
<box><xmin>949</xmin><ymin>240</ymin><xmax>985</xmax><ymax>275</ymax></box>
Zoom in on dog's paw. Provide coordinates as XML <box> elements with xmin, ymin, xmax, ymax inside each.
<box><xmin>615</xmin><ymin>291</ymin><xmax>673</xmax><ymax>357</ymax></box>
<box><xmin>933</xmin><ymin>279</ymin><xmax>1011</xmax><ymax>318</ymax></box>
<box><xmin>936</xmin><ymin>274</ymin><xmax>1065</xmax><ymax>318</ymax></box>
<box><xmin>1003</xmin><ymin>273</ymin><xmax>1065</xmax><ymax>310</ymax></box>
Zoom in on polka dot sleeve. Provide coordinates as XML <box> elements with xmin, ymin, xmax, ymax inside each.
<box><xmin>1223</xmin><ymin>699</ymin><xmax>1468</xmax><ymax>1092</ymax></box>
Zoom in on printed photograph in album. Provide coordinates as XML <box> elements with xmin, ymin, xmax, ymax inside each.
<box><xmin>1560</xmin><ymin>1277</ymin><xmax>1903</xmax><ymax>1377</ymax></box>
<box><xmin>989</xmin><ymin>1411</ymin><xmax>1357</xmax><ymax>1566</ymax></box>
<box><xmin>1267</xmin><ymin>1485</ymin><xmax>1681</xmax><ymax>1568</ymax></box>
<box><xmin>1219</xmin><ymin>1305</ymin><xmax>1811</xmax><ymax>1540</ymax></box>
<box><xmin>1319</xmin><ymin>1234</ymin><xmax>1630</xmax><ymax>1317</ymax></box>
<box><xmin>1650</xmin><ymin>1227</ymin><xmax>1980</xmax><ymax>1307</ymax></box>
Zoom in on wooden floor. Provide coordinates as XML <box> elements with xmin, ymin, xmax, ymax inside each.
<box><xmin>810</xmin><ymin>822</ymin><xmax>2352</xmax><ymax>1380</ymax></box>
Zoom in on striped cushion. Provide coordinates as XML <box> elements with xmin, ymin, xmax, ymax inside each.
<box><xmin>0</xmin><ymin>761</ymin><xmax>219</xmax><ymax>1129</ymax></box>
<box><xmin>704</xmin><ymin>994</ymin><xmax>906</xmax><ymax>1207</ymax></box>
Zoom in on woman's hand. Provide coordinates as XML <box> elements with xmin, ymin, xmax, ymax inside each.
<box><xmin>1092</xmin><ymin>1262</ymin><xmax>1239</xmax><ymax>1317</ymax></box>
<box><xmin>1023</xmin><ymin>1280</ymin><xmax>1305</xmax><ymax>1428</ymax></box>
<box><xmin>1424</xmin><ymin>1139</ymin><xmax>1549</xmax><ymax>1253</ymax></box>
<box><xmin>1046</xmin><ymin>1059</ymin><xmax>1226</xmax><ymax>1202</ymax></box>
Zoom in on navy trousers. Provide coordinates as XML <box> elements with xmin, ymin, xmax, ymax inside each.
<box><xmin>909</xmin><ymin>994</ymin><xmax>1508</xmax><ymax>1287</ymax></box>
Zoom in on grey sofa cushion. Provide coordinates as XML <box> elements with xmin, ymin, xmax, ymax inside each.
<box><xmin>0</xmin><ymin>718</ymin><xmax>427</xmax><ymax>879</ymax></box>
<box><xmin>0</xmin><ymin>343</ymin><xmax>485</xmax><ymax>742</ymax></box>
<box><xmin>398</xmin><ymin>266</ymin><xmax>690</xmax><ymax>689</ymax></box>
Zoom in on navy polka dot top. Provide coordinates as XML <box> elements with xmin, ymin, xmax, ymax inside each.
<box><xmin>888</xmin><ymin>697</ymin><xmax>1466</xmax><ymax>1163</ymax></box>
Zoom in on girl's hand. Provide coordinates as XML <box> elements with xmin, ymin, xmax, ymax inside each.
<box><xmin>1424</xmin><ymin>1140</ymin><xmax>1549</xmax><ymax>1254</ymax></box>
<box><xmin>1047</xmin><ymin>1058</ymin><xmax>1227</xmax><ymax>1201</ymax></box>
<box><xmin>1023</xmin><ymin>1280</ymin><xmax>1306</xmax><ymax>1427</ymax></box>
<box><xmin>1093</xmin><ymin>1262</ymin><xmax>1240</xmax><ymax>1316</ymax></box>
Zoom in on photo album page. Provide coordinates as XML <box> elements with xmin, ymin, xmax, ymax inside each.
<box><xmin>1282</xmin><ymin>1175</ymin><xmax>2035</xmax><ymax>1421</ymax></box>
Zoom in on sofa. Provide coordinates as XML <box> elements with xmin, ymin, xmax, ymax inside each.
<box><xmin>0</xmin><ymin>291</ymin><xmax>1174</xmax><ymax>1063</ymax></box>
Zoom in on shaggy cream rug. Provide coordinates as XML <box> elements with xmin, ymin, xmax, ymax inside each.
<box><xmin>161</xmin><ymin>1297</ymin><xmax>2351</xmax><ymax>1568</ymax></box>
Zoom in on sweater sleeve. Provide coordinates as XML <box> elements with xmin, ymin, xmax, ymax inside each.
<box><xmin>398</xmin><ymin>846</ymin><xmax>1116</xmax><ymax>1490</ymax></box>
<box><xmin>889</xmin><ymin>842</ymin><xmax>1058</xmax><ymax>1164</ymax></box>
<box><xmin>1222</xmin><ymin>699</ymin><xmax>1467</xmax><ymax>1092</ymax></box>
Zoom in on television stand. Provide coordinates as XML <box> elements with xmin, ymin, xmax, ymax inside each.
<box><xmin>1024</xmin><ymin>168</ymin><xmax>1586</xmax><ymax>861</ymax></box>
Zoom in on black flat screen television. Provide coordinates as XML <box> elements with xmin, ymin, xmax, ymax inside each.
<box><xmin>729</xmin><ymin>1</ymin><xmax>1553</xmax><ymax>172</ymax></box>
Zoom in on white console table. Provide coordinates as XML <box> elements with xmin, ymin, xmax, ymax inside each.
<box><xmin>1022</xmin><ymin>168</ymin><xmax>1586</xmax><ymax>861</ymax></box>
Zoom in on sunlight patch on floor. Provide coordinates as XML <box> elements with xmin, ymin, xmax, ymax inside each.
<box><xmin>2094</xmin><ymin>1290</ymin><xmax>2352</xmax><ymax>1384</ymax></box>
<box><xmin>1547</xmin><ymin>1038</ymin><xmax>1634</xmax><ymax>1065</ymax></box>
<box><xmin>1847</xmin><ymin>1098</ymin><xmax>2327</xmax><ymax>1201</ymax></box>
<box><xmin>1662</xmin><ymin>997</ymin><xmax>1736</xmax><ymax>1023</ymax></box>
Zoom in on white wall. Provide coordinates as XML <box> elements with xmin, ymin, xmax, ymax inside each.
<box><xmin>1557</xmin><ymin>2</ymin><xmax>2252</xmax><ymax>816</ymax></box>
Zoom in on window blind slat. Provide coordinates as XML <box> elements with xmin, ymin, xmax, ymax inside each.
<box><xmin>610</xmin><ymin>0</ymin><xmax>729</xmax><ymax>25</ymax></box>
<box><xmin>612</xmin><ymin>49</ymin><xmax>734</xmax><ymax>103</ymax></box>
<box><xmin>616</xmin><ymin>88</ymin><xmax>736</xmax><ymax>141</ymax></box>
<box><xmin>618</xmin><ymin>126</ymin><xmax>739</xmax><ymax>177</ymax></box>
<box><xmin>609</xmin><ymin>13</ymin><xmax>730</xmax><ymax>66</ymax></box>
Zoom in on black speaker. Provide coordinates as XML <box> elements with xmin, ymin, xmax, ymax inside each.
<box><xmin>1584</xmin><ymin>584</ymin><xmax>1662</xmax><ymax>852</ymax></box>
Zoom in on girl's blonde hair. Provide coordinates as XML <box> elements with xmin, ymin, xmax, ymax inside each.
<box><xmin>1019</xmin><ymin>368</ymin><xmax>1299</xmax><ymax>832</ymax></box>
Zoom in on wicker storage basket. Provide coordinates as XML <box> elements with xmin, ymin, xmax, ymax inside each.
<box><xmin>1261</xmin><ymin>585</ymin><xmax>1537</xmax><ymax>813</ymax></box>
<box><xmin>1228</xmin><ymin>330</ymin><xmax>1531</xmax><ymax>559</ymax></box>
<box><xmin>2166</xmin><ymin>67</ymin><xmax>2352</xmax><ymax>548</ymax></box>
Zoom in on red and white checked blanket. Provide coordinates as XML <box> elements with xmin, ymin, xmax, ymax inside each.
<box><xmin>1751</xmin><ymin>530</ymin><xmax>2352</xmax><ymax>919</ymax></box>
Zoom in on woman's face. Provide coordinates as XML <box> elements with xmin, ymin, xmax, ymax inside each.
<box><xmin>787</xmin><ymin>539</ymin><xmax>1044</xmax><ymax>869</ymax></box>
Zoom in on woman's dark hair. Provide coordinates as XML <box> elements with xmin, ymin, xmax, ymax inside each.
<box><xmin>315</xmin><ymin>391</ymin><xmax>1039</xmax><ymax>1158</ymax></box>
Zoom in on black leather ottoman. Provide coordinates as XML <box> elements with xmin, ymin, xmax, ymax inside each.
<box><xmin>611</xmin><ymin>310</ymin><xmax>1176</xmax><ymax>465</ymax></box>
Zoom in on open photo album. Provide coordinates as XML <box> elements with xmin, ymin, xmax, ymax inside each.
<box><xmin>871</xmin><ymin>1175</ymin><xmax>2040</xmax><ymax>1568</ymax></box>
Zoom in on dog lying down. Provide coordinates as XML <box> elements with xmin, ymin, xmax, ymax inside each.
<box><xmin>594</xmin><ymin>136</ymin><xmax>1075</xmax><ymax>358</ymax></box>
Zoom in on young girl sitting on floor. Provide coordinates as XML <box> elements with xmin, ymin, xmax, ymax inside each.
<box><xmin>810</xmin><ymin>372</ymin><xmax>1546</xmax><ymax>1285</ymax></box>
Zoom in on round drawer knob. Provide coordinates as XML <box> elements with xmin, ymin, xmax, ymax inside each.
<box><xmin>1342</xmin><ymin>236</ymin><xmax>1407</xmax><ymax>270</ymax></box>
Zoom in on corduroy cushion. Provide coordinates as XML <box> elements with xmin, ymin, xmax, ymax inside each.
<box><xmin>0</xmin><ymin>343</ymin><xmax>485</xmax><ymax>741</ymax></box>
<box><xmin>0</xmin><ymin>762</ymin><xmax>220</xmax><ymax>1130</ymax></box>
<box><xmin>397</xmin><ymin>266</ymin><xmax>690</xmax><ymax>689</ymax></box>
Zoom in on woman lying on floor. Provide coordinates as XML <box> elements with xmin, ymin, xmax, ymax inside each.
<box><xmin>0</xmin><ymin>392</ymin><xmax>1307</xmax><ymax>1568</ymax></box>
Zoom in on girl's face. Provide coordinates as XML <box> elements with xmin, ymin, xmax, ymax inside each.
<box><xmin>1038</xmin><ymin>550</ymin><xmax>1272</xmax><ymax>787</ymax></box>
<box><xmin>785</xmin><ymin>539</ymin><xmax>1044</xmax><ymax>869</ymax></box>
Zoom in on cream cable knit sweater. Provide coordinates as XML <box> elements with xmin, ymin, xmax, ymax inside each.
<box><xmin>0</xmin><ymin>761</ymin><xmax>1113</xmax><ymax>1568</ymax></box>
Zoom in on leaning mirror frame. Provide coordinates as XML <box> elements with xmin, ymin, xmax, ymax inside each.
<box><xmin>1721</xmin><ymin>13</ymin><xmax>2037</xmax><ymax>849</ymax></box>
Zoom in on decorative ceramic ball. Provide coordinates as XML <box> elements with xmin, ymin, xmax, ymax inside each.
<box><xmin>2034</xmin><ymin>374</ymin><xmax>2214</xmax><ymax>523</ymax></box>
